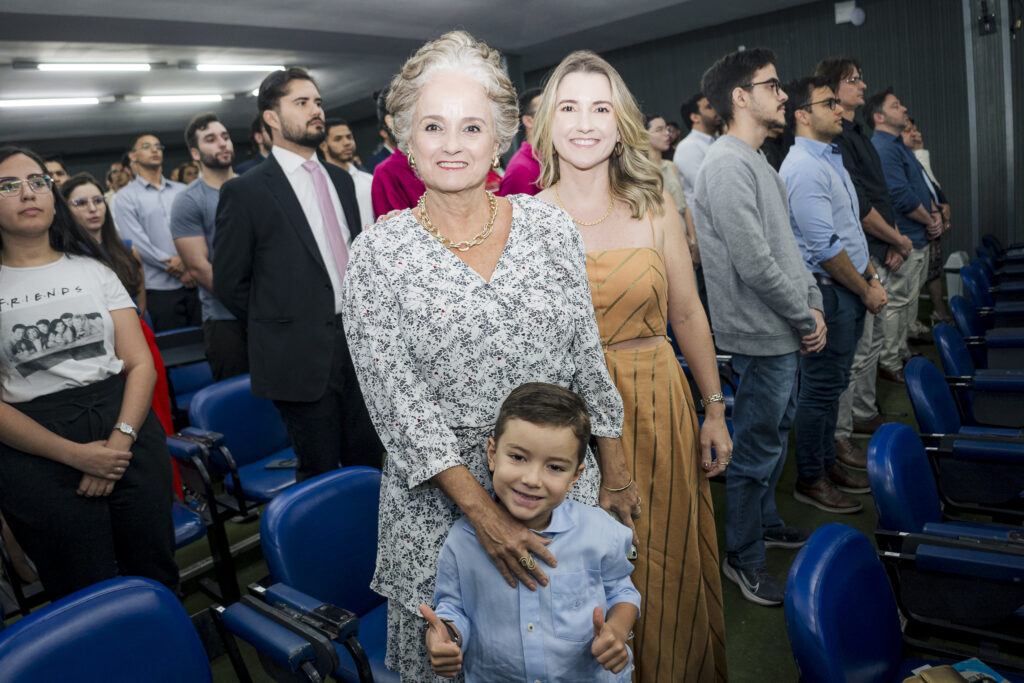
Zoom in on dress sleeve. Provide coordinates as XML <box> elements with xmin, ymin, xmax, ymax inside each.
<box><xmin>342</xmin><ymin>229</ymin><xmax>464</xmax><ymax>489</ymax></box>
<box><xmin>541</xmin><ymin>208</ymin><xmax>623</xmax><ymax>438</ymax></box>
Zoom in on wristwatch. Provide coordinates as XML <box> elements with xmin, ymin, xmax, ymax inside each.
<box><xmin>113</xmin><ymin>422</ymin><xmax>138</xmax><ymax>443</ymax></box>
<box><xmin>865</xmin><ymin>273</ymin><xmax>880</xmax><ymax>282</ymax></box>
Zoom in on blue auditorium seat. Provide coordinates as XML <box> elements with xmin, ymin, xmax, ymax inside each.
<box><xmin>186</xmin><ymin>374</ymin><xmax>296</xmax><ymax>503</ymax></box>
<box><xmin>961</xmin><ymin>264</ymin><xmax>1024</xmax><ymax>327</ymax></box>
<box><xmin>246</xmin><ymin>466</ymin><xmax>396</xmax><ymax>683</ymax></box>
<box><xmin>172</xmin><ymin>502</ymin><xmax>206</xmax><ymax>549</ymax></box>
<box><xmin>949</xmin><ymin>295</ymin><xmax>1024</xmax><ymax>369</ymax></box>
<box><xmin>932</xmin><ymin>323</ymin><xmax>1024</xmax><ymax>427</ymax></box>
<box><xmin>0</xmin><ymin>577</ymin><xmax>212</xmax><ymax>682</ymax></box>
<box><xmin>904</xmin><ymin>357</ymin><xmax>1022</xmax><ymax>435</ymax></box>
<box><xmin>785</xmin><ymin>523</ymin><xmax>943</xmax><ymax>683</ymax></box>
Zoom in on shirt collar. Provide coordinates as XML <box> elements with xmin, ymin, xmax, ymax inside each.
<box><xmin>872</xmin><ymin>129</ymin><xmax>899</xmax><ymax>144</ymax></box>
<box><xmin>688</xmin><ymin>130</ymin><xmax>714</xmax><ymax>145</ymax></box>
<box><xmin>134</xmin><ymin>174</ymin><xmax>170</xmax><ymax>191</ymax></box>
<box><xmin>536</xmin><ymin>500</ymin><xmax>576</xmax><ymax>536</ymax></box>
<box><xmin>793</xmin><ymin>135</ymin><xmax>834</xmax><ymax>158</ymax></box>
<box><xmin>272</xmin><ymin>145</ymin><xmax>320</xmax><ymax>175</ymax></box>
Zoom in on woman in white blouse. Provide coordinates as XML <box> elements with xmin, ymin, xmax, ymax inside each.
<box><xmin>342</xmin><ymin>31</ymin><xmax>639</xmax><ymax>680</ymax></box>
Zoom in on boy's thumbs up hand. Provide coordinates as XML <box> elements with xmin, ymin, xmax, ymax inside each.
<box><xmin>419</xmin><ymin>604</ymin><xmax>463</xmax><ymax>678</ymax></box>
<box><xmin>591</xmin><ymin>606</ymin><xmax>630</xmax><ymax>673</ymax></box>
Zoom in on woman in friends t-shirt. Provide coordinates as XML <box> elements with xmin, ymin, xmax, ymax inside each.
<box><xmin>0</xmin><ymin>146</ymin><xmax>177</xmax><ymax>601</ymax></box>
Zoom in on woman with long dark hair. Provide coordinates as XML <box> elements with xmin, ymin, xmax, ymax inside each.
<box><xmin>63</xmin><ymin>173</ymin><xmax>146</xmax><ymax>317</ymax></box>
<box><xmin>0</xmin><ymin>145</ymin><xmax>177</xmax><ymax>601</ymax></box>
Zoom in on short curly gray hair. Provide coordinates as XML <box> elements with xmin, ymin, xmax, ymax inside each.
<box><xmin>386</xmin><ymin>30</ymin><xmax>519</xmax><ymax>156</ymax></box>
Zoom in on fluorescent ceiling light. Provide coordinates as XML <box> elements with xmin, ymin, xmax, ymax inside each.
<box><xmin>37</xmin><ymin>63</ymin><xmax>151</xmax><ymax>72</ymax></box>
<box><xmin>140</xmin><ymin>94</ymin><xmax>223</xmax><ymax>104</ymax></box>
<box><xmin>196</xmin><ymin>64</ymin><xmax>284</xmax><ymax>72</ymax></box>
<box><xmin>0</xmin><ymin>97</ymin><xmax>100</xmax><ymax>108</ymax></box>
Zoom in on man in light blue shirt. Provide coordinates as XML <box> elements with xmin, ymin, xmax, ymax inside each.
<box><xmin>113</xmin><ymin>133</ymin><xmax>198</xmax><ymax>331</ymax></box>
<box><xmin>780</xmin><ymin>77</ymin><xmax>887</xmax><ymax>516</ymax></box>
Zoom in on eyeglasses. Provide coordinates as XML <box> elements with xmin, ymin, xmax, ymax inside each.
<box><xmin>0</xmin><ymin>176</ymin><xmax>53</xmax><ymax>198</ymax></box>
<box><xmin>135</xmin><ymin>142</ymin><xmax>165</xmax><ymax>151</ymax></box>
<box><xmin>802</xmin><ymin>97</ymin><xmax>841</xmax><ymax>112</ymax></box>
<box><xmin>71</xmin><ymin>195</ymin><xmax>106</xmax><ymax>209</ymax></box>
<box><xmin>842</xmin><ymin>75</ymin><xmax>864</xmax><ymax>85</ymax></box>
<box><xmin>742</xmin><ymin>78</ymin><xmax>781</xmax><ymax>96</ymax></box>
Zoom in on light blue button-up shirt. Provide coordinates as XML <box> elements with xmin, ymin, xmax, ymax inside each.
<box><xmin>780</xmin><ymin>136</ymin><xmax>870</xmax><ymax>277</ymax></box>
<box><xmin>112</xmin><ymin>174</ymin><xmax>186</xmax><ymax>291</ymax></box>
<box><xmin>433</xmin><ymin>498</ymin><xmax>640</xmax><ymax>683</ymax></box>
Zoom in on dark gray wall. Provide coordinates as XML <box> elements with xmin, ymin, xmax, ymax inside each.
<box><xmin>525</xmin><ymin>0</ymin><xmax>978</xmax><ymax>255</ymax></box>
<box><xmin>1013</xmin><ymin>0</ymin><xmax>1024</xmax><ymax>241</ymax></box>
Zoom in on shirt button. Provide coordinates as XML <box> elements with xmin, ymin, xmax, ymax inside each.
<box><xmin>526</xmin><ymin>623</ymin><xmax>535</xmax><ymax>632</ymax></box>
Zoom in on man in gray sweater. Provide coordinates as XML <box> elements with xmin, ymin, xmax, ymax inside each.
<box><xmin>692</xmin><ymin>48</ymin><xmax>826</xmax><ymax>606</ymax></box>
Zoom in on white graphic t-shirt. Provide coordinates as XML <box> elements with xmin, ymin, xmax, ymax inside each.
<box><xmin>0</xmin><ymin>254</ymin><xmax>135</xmax><ymax>403</ymax></box>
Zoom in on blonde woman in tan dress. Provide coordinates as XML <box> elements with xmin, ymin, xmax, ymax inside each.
<box><xmin>534</xmin><ymin>52</ymin><xmax>731</xmax><ymax>683</ymax></box>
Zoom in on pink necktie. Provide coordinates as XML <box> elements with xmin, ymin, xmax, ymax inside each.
<box><xmin>301</xmin><ymin>160</ymin><xmax>349</xmax><ymax>281</ymax></box>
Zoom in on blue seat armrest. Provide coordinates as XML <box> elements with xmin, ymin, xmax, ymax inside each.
<box><xmin>958</xmin><ymin>426</ymin><xmax>1024</xmax><ymax>438</ymax></box>
<box><xmin>973</xmin><ymin>370</ymin><xmax>1024</xmax><ymax>391</ymax></box>
<box><xmin>265</xmin><ymin>583</ymin><xmax>332</xmax><ymax>616</ymax></box>
<box><xmin>986</xmin><ymin>328</ymin><xmax>1024</xmax><ymax>348</ymax></box>
<box><xmin>220</xmin><ymin>603</ymin><xmax>318</xmax><ymax>673</ymax></box>
<box><xmin>166</xmin><ymin>434</ymin><xmax>202</xmax><ymax>463</ymax></box>
<box><xmin>922</xmin><ymin>521</ymin><xmax>1022</xmax><ymax>544</ymax></box>
<box><xmin>915</xmin><ymin>544</ymin><xmax>1024</xmax><ymax>583</ymax></box>
<box><xmin>951</xmin><ymin>439</ymin><xmax>1024</xmax><ymax>464</ymax></box>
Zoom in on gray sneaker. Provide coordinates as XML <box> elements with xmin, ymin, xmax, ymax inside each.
<box><xmin>763</xmin><ymin>525</ymin><xmax>811</xmax><ymax>549</ymax></box>
<box><xmin>721</xmin><ymin>559</ymin><xmax>784</xmax><ymax>606</ymax></box>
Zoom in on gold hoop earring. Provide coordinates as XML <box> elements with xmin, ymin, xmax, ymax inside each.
<box><xmin>408</xmin><ymin>153</ymin><xmax>416</xmax><ymax>170</ymax></box>
<box><xmin>492</xmin><ymin>155</ymin><xmax>500</xmax><ymax>170</ymax></box>
<box><xmin>614</xmin><ymin>141</ymin><xmax>624</xmax><ymax>157</ymax></box>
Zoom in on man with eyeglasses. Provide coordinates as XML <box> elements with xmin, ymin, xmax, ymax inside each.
<box><xmin>812</xmin><ymin>58</ymin><xmax>911</xmax><ymax>472</ymax></box>
<box><xmin>693</xmin><ymin>48</ymin><xmax>825</xmax><ymax>607</ymax></box>
<box><xmin>112</xmin><ymin>133</ymin><xmax>199</xmax><ymax>332</ymax></box>
<box><xmin>780</xmin><ymin>76</ymin><xmax>888</xmax><ymax>516</ymax></box>
<box><xmin>865</xmin><ymin>88</ymin><xmax>941</xmax><ymax>387</ymax></box>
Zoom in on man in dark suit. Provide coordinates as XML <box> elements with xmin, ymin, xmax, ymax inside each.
<box><xmin>214</xmin><ymin>67</ymin><xmax>383</xmax><ymax>482</ymax></box>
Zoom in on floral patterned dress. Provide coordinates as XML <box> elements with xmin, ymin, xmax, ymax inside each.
<box><xmin>342</xmin><ymin>194</ymin><xmax>624</xmax><ymax>682</ymax></box>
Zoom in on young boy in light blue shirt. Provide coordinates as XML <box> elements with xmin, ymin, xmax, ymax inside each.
<box><xmin>419</xmin><ymin>382</ymin><xmax>640</xmax><ymax>682</ymax></box>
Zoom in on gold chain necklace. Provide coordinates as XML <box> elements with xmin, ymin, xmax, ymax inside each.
<box><xmin>417</xmin><ymin>191</ymin><xmax>498</xmax><ymax>252</ymax></box>
<box><xmin>553</xmin><ymin>184</ymin><xmax>614</xmax><ymax>226</ymax></box>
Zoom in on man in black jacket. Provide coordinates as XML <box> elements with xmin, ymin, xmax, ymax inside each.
<box><xmin>214</xmin><ymin>67</ymin><xmax>382</xmax><ymax>481</ymax></box>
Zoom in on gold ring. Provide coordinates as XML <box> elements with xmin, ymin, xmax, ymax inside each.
<box><xmin>519</xmin><ymin>555</ymin><xmax>537</xmax><ymax>571</ymax></box>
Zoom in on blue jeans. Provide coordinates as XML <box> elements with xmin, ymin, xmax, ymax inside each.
<box><xmin>726</xmin><ymin>351</ymin><xmax>799</xmax><ymax>569</ymax></box>
<box><xmin>795</xmin><ymin>285</ymin><xmax>866</xmax><ymax>481</ymax></box>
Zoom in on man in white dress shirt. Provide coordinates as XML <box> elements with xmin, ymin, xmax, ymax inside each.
<box><xmin>673</xmin><ymin>92</ymin><xmax>723</xmax><ymax>199</ymax></box>
<box><xmin>321</xmin><ymin>118</ymin><xmax>375</xmax><ymax>223</ymax></box>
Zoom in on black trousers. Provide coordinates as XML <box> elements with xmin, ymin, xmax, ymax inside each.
<box><xmin>146</xmin><ymin>287</ymin><xmax>201</xmax><ymax>332</ymax></box>
<box><xmin>273</xmin><ymin>320</ymin><xmax>384</xmax><ymax>483</ymax></box>
<box><xmin>0</xmin><ymin>374</ymin><xmax>179</xmax><ymax>601</ymax></box>
<box><xmin>203</xmin><ymin>319</ymin><xmax>249</xmax><ymax>382</ymax></box>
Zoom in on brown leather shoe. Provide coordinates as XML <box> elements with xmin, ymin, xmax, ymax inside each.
<box><xmin>878</xmin><ymin>367</ymin><xmax>905</xmax><ymax>384</ymax></box>
<box><xmin>827</xmin><ymin>463</ymin><xmax>871</xmax><ymax>494</ymax></box>
<box><xmin>851</xmin><ymin>414</ymin><xmax>885</xmax><ymax>436</ymax></box>
<box><xmin>834</xmin><ymin>438</ymin><xmax>867</xmax><ymax>470</ymax></box>
<box><xmin>794</xmin><ymin>477</ymin><xmax>863</xmax><ymax>514</ymax></box>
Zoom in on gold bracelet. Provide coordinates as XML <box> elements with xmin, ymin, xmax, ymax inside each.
<box><xmin>700</xmin><ymin>392</ymin><xmax>725</xmax><ymax>408</ymax></box>
<box><xmin>601</xmin><ymin>478</ymin><xmax>634</xmax><ymax>493</ymax></box>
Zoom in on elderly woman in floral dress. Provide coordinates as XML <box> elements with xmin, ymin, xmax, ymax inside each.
<box><xmin>342</xmin><ymin>31</ymin><xmax>639</xmax><ymax>681</ymax></box>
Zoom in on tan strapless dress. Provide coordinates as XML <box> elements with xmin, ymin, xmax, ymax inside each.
<box><xmin>587</xmin><ymin>247</ymin><xmax>726</xmax><ymax>683</ymax></box>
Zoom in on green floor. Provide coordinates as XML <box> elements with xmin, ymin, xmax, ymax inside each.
<box><xmin>0</xmin><ymin>307</ymin><xmax>956</xmax><ymax>682</ymax></box>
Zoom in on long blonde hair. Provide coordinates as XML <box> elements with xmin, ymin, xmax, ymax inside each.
<box><xmin>533</xmin><ymin>51</ymin><xmax>664</xmax><ymax>219</ymax></box>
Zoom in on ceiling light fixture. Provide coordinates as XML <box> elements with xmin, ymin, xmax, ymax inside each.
<box><xmin>37</xmin><ymin>63</ymin><xmax>151</xmax><ymax>72</ymax></box>
<box><xmin>140</xmin><ymin>94</ymin><xmax>223</xmax><ymax>104</ymax></box>
<box><xmin>0</xmin><ymin>97</ymin><xmax>101</xmax><ymax>108</ymax></box>
<box><xmin>196</xmin><ymin>64</ymin><xmax>284</xmax><ymax>72</ymax></box>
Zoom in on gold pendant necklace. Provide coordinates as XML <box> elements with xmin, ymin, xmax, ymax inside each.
<box><xmin>553</xmin><ymin>184</ymin><xmax>614</xmax><ymax>226</ymax></box>
<box><xmin>417</xmin><ymin>191</ymin><xmax>498</xmax><ymax>252</ymax></box>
